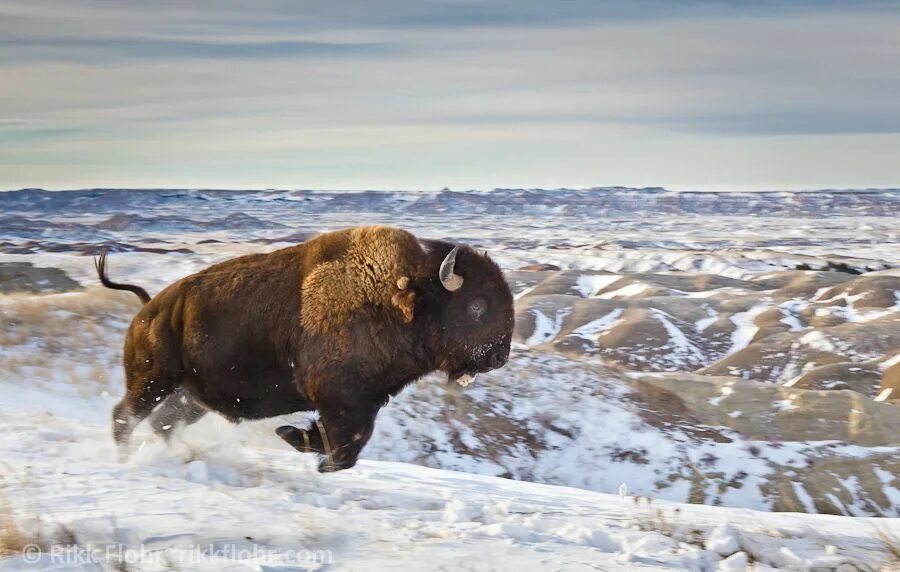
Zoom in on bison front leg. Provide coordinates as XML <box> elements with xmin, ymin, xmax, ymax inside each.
<box><xmin>316</xmin><ymin>406</ymin><xmax>378</xmax><ymax>472</ymax></box>
<box><xmin>276</xmin><ymin>405</ymin><xmax>378</xmax><ymax>473</ymax></box>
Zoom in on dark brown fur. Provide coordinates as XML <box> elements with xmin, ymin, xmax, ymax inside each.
<box><xmin>100</xmin><ymin>226</ymin><xmax>514</xmax><ymax>472</ymax></box>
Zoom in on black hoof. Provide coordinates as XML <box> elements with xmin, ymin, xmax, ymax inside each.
<box><xmin>276</xmin><ymin>425</ymin><xmax>314</xmax><ymax>452</ymax></box>
<box><xmin>318</xmin><ymin>458</ymin><xmax>353</xmax><ymax>473</ymax></box>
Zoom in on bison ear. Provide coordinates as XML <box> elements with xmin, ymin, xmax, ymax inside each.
<box><xmin>392</xmin><ymin>275</ymin><xmax>416</xmax><ymax>323</ymax></box>
<box><xmin>391</xmin><ymin>289</ymin><xmax>416</xmax><ymax>323</ymax></box>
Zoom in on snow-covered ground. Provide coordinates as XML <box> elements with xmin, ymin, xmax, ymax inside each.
<box><xmin>2</xmin><ymin>188</ymin><xmax>900</xmax><ymax>569</ymax></box>
<box><xmin>1</xmin><ymin>394</ymin><xmax>898</xmax><ymax>571</ymax></box>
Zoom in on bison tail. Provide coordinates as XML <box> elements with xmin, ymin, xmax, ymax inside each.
<box><xmin>94</xmin><ymin>247</ymin><xmax>151</xmax><ymax>305</ymax></box>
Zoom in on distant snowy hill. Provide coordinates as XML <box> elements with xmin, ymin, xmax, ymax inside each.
<box><xmin>2</xmin><ymin>187</ymin><xmax>900</xmax><ymax>220</ymax></box>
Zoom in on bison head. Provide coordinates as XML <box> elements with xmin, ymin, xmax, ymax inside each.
<box><xmin>424</xmin><ymin>243</ymin><xmax>514</xmax><ymax>386</ymax></box>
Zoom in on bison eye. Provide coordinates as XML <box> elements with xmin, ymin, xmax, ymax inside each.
<box><xmin>468</xmin><ymin>298</ymin><xmax>487</xmax><ymax>320</ymax></box>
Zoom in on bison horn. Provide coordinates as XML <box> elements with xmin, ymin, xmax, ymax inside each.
<box><xmin>439</xmin><ymin>246</ymin><xmax>464</xmax><ymax>292</ymax></box>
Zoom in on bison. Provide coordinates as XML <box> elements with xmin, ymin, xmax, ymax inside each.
<box><xmin>97</xmin><ymin>225</ymin><xmax>514</xmax><ymax>472</ymax></box>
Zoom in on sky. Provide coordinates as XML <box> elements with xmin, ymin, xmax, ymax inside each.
<box><xmin>1</xmin><ymin>0</ymin><xmax>899</xmax><ymax>191</ymax></box>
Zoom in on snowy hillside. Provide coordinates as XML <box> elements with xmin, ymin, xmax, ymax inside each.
<box><xmin>3</xmin><ymin>284</ymin><xmax>898</xmax><ymax>519</ymax></box>
<box><xmin>3</xmin><ymin>187</ymin><xmax>898</xmax><ymax>517</ymax></box>
<box><xmin>1</xmin><ymin>187</ymin><xmax>899</xmax><ymax>569</ymax></box>
<box><xmin>1</xmin><ymin>393</ymin><xmax>898</xmax><ymax>571</ymax></box>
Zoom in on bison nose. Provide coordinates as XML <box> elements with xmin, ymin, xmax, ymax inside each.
<box><xmin>489</xmin><ymin>349</ymin><xmax>508</xmax><ymax>369</ymax></box>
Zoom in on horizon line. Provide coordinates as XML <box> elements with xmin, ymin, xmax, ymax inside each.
<box><xmin>3</xmin><ymin>186</ymin><xmax>900</xmax><ymax>195</ymax></box>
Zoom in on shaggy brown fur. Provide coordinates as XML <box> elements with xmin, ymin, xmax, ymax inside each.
<box><xmin>300</xmin><ymin>226</ymin><xmax>424</xmax><ymax>333</ymax></box>
<box><xmin>100</xmin><ymin>225</ymin><xmax>514</xmax><ymax>472</ymax></box>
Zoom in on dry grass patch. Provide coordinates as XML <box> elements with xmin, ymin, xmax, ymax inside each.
<box><xmin>0</xmin><ymin>513</ymin><xmax>28</xmax><ymax>558</ymax></box>
<box><xmin>0</xmin><ymin>286</ymin><xmax>138</xmax><ymax>348</ymax></box>
<box><xmin>878</xmin><ymin>526</ymin><xmax>900</xmax><ymax>569</ymax></box>
<box><xmin>0</xmin><ymin>493</ymin><xmax>44</xmax><ymax>559</ymax></box>
<box><xmin>0</xmin><ymin>286</ymin><xmax>137</xmax><ymax>390</ymax></box>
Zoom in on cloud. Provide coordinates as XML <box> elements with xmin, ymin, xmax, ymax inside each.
<box><xmin>0</xmin><ymin>38</ymin><xmax>393</xmax><ymax>63</ymax></box>
<box><xmin>0</xmin><ymin>1</ymin><xmax>898</xmax><ymax>189</ymax></box>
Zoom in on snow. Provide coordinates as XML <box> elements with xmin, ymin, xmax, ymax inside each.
<box><xmin>727</xmin><ymin>303</ymin><xmax>769</xmax><ymax>354</ymax></box>
<box><xmin>778</xmin><ymin>299</ymin><xmax>807</xmax><ymax>332</ymax></box>
<box><xmin>524</xmin><ymin>308</ymin><xmax>570</xmax><ymax>346</ymax></box>
<box><xmin>708</xmin><ymin>385</ymin><xmax>734</xmax><ymax>406</ymax></box>
<box><xmin>773</xmin><ymin>398</ymin><xmax>799</xmax><ymax>412</ymax></box>
<box><xmin>812</xmin><ymin>290</ymin><xmax>900</xmax><ymax>323</ymax></box>
<box><xmin>574</xmin><ymin>274</ymin><xmax>622</xmax><ymax>298</ymax></box>
<box><xmin>596</xmin><ymin>282</ymin><xmax>651</xmax><ymax>299</ymax></box>
<box><xmin>817</xmin><ymin>291</ymin><xmax>868</xmax><ymax>306</ymax></box>
<box><xmin>810</xmin><ymin>287</ymin><xmax>832</xmax><ymax>302</ymax></box>
<box><xmin>651</xmin><ymin>309</ymin><xmax>705</xmax><ymax>364</ymax></box>
<box><xmin>874</xmin><ymin>388</ymin><xmax>893</xmax><ymax>402</ymax></box>
<box><xmin>718</xmin><ymin>551</ymin><xmax>749</xmax><ymax>570</ymax></box>
<box><xmin>791</xmin><ymin>482</ymin><xmax>818</xmax><ymax>514</ymax></box>
<box><xmin>874</xmin><ymin>467</ymin><xmax>900</xmax><ymax>508</ymax></box>
<box><xmin>567</xmin><ymin>309</ymin><xmax>624</xmax><ymax>340</ymax></box>
<box><xmin>705</xmin><ymin>523</ymin><xmax>740</xmax><ymax>556</ymax></box>
<box><xmin>3</xmin><ymin>188</ymin><xmax>900</xmax><ymax>568</ymax></box>
<box><xmin>512</xmin><ymin>283</ymin><xmax>538</xmax><ymax>300</ymax></box>
<box><xmin>799</xmin><ymin>331</ymin><xmax>837</xmax><ymax>353</ymax></box>
<box><xmin>694</xmin><ymin>305</ymin><xmax>719</xmax><ymax>332</ymax></box>
<box><xmin>780</xmin><ymin>312</ymin><xmax>804</xmax><ymax>331</ymax></box>
<box><xmin>0</xmin><ymin>398</ymin><xmax>897</xmax><ymax>571</ymax></box>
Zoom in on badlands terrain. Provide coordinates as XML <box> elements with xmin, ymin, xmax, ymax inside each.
<box><xmin>0</xmin><ymin>187</ymin><xmax>899</xmax><ymax>569</ymax></box>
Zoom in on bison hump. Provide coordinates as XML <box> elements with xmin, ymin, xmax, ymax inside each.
<box><xmin>300</xmin><ymin>226</ymin><xmax>423</xmax><ymax>333</ymax></box>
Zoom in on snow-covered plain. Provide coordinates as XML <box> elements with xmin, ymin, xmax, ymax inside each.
<box><xmin>1</xmin><ymin>188</ymin><xmax>899</xmax><ymax>569</ymax></box>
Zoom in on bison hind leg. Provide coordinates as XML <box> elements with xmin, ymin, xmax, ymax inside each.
<box><xmin>149</xmin><ymin>388</ymin><xmax>209</xmax><ymax>442</ymax></box>
<box><xmin>112</xmin><ymin>399</ymin><xmax>137</xmax><ymax>461</ymax></box>
<box><xmin>112</xmin><ymin>375</ymin><xmax>179</xmax><ymax>461</ymax></box>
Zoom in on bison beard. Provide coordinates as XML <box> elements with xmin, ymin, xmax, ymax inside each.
<box><xmin>99</xmin><ymin>226</ymin><xmax>514</xmax><ymax>472</ymax></box>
